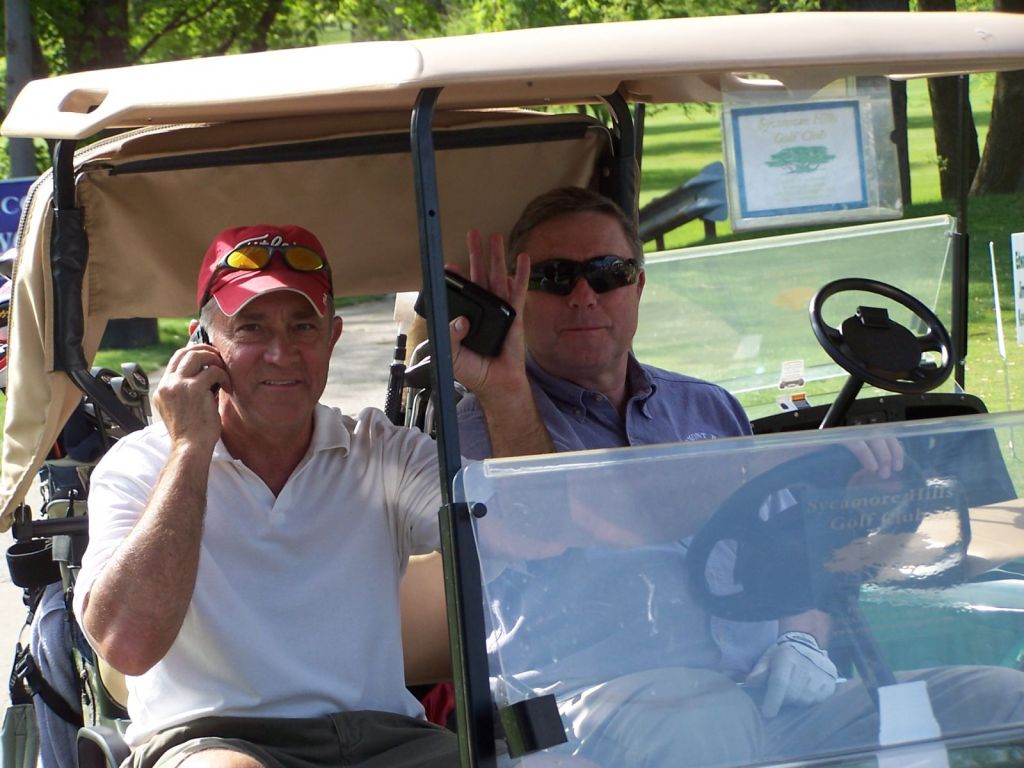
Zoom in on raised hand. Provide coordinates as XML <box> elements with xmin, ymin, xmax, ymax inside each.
<box><xmin>449</xmin><ymin>230</ymin><xmax>530</xmax><ymax>398</ymax></box>
<box><xmin>450</xmin><ymin>230</ymin><xmax>553</xmax><ymax>459</ymax></box>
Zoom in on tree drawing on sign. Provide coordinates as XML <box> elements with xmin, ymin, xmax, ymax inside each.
<box><xmin>766</xmin><ymin>146</ymin><xmax>836</xmax><ymax>174</ymax></box>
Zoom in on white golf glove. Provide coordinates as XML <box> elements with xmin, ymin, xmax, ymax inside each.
<box><xmin>745</xmin><ymin>631</ymin><xmax>838</xmax><ymax>718</ymax></box>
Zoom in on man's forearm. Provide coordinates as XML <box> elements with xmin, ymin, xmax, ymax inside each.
<box><xmin>479</xmin><ymin>386</ymin><xmax>554</xmax><ymax>459</ymax></box>
<box><xmin>84</xmin><ymin>443</ymin><xmax>210</xmax><ymax>676</ymax></box>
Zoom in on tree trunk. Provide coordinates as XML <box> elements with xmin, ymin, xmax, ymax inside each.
<box><xmin>100</xmin><ymin>318</ymin><xmax>159</xmax><ymax>349</ymax></box>
<box><xmin>919</xmin><ymin>0</ymin><xmax>980</xmax><ymax>200</ymax></box>
<box><xmin>927</xmin><ymin>75</ymin><xmax>980</xmax><ymax>200</ymax></box>
<box><xmin>971</xmin><ymin>0</ymin><xmax>1024</xmax><ymax>194</ymax></box>
<box><xmin>4</xmin><ymin>0</ymin><xmax>36</xmax><ymax>176</ymax></box>
<box><xmin>249</xmin><ymin>0</ymin><xmax>285</xmax><ymax>52</ymax></box>
<box><xmin>61</xmin><ymin>0</ymin><xmax>131</xmax><ymax>72</ymax></box>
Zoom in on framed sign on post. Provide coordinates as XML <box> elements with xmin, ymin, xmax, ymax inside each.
<box><xmin>722</xmin><ymin>77</ymin><xmax>902</xmax><ymax>232</ymax></box>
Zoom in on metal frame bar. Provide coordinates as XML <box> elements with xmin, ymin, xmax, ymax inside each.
<box><xmin>952</xmin><ymin>73</ymin><xmax>971</xmax><ymax>389</ymax></box>
<box><xmin>50</xmin><ymin>141</ymin><xmax>144</xmax><ymax>432</ymax></box>
<box><xmin>633</xmin><ymin>103</ymin><xmax>646</xmax><ymax>174</ymax></box>
<box><xmin>409</xmin><ymin>87</ymin><xmax>496</xmax><ymax>768</ymax></box>
<box><xmin>599</xmin><ymin>91</ymin><xmax>638</xmax><ymax>216</ymax></box>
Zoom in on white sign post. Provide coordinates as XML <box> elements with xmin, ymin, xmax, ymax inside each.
<box><xmin>1012</xmin><ymin>233</ymin><xmax>1024</xmax><ymax>345</ymax></box>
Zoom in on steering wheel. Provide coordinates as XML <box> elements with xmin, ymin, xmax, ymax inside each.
<box><xmin>686</xmin><ymin>445</ymin><xmax>970</xmax><ymax>622</ymax></box>
<box><xmin>810</xmin><ymin>278</ymin><xmax>954</xmax><ymax>395</ymax></box>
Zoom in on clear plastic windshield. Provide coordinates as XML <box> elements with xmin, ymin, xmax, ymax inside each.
<box><xmin>456</xmin><ymin>412</ymin><xmax>1024</xmax><ymax>767</ymax></box>
<box><xmin>634</xmin><ymin>215</ymin><xmax>957</xmax><ymax>421</ymax></box>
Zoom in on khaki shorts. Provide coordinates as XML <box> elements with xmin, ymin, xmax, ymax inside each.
<box><xmin>128</xmin><ymin>710</ymin><xmax>458</xmax><ymax>768</ymax></box>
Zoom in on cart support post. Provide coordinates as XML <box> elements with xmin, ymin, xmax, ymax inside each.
<box><xmin>600</xmin><ymin>92</ymin><xmax>639</xmax><ymax>220</ymax></box>
<box><xmin>410</xmin><ymin>87</ymin><xmax>496</xmax><ymax>768</ymax></box>
<box><xmin>50</xmin><ymin>141</ymin><xmax>144</xmax><ymax>431</ymax></box>
<box><xmin>952</xmin><ymin>74</ymin><xmax>971</xmax><ymax>388</ymax></box>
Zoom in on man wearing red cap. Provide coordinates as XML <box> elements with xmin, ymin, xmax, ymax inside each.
<box><xmin>70</xmin><ymin>225</ymin><xmax>523</xmax><ymax>768</ymax></box>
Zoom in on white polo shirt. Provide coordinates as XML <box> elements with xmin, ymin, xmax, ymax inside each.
<box><xmin>73</xmin><ymin>405</ymin><xmax>443</xmax><ymax>746</ymax></box>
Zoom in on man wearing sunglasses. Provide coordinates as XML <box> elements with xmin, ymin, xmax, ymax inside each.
<box><xmin>459</xmin><ymin>185</ymin><xmax>751</xmax><ymax>458</ymax></box>
<box><xmin>71</xmin><ymin>224</ymin><xmax>493</xmax><ymax>768</ymax></box>
<box><xmin>454</xmin><ymin>188</ymin><xmax>1024</xmax><ymax>766</ymax></box>
<box><xmin>456</xmin><ymin>187</ymin><xmax>835</xmax><ymax>765</ymax></box>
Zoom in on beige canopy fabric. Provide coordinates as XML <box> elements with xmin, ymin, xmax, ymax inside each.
<box><xmin>4</xmin><ymin>12</ymin><xmax>1024</xmax><ymax>140</ymax></box>
<box><xmin>0</xmin><ymin>109</ymin><xmax>610</xmax><ymax>528</ymax></box>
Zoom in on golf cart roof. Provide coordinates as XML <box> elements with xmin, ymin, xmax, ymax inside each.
<box><xmin>5</xmin><ymin>12</ymin><xmax>1024</xmax><ymax>141</ymax></box>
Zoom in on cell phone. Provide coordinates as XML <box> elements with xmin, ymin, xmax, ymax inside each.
<box><xmin>414</xmin><ymin>271</ymin><xmax>516</xmax><ymax>357</ymax></box>
<box><xmin>187</xmin><ymin>324</ymin><xmax>220</xmax><ymax>393</ymax></box>
<box><xmin>188</xmin><ymin>325</ymin><xmax>211</xmax><ymax>345</ymax></box>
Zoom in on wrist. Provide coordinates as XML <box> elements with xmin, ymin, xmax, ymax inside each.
<box><xmin>475</xmin><ymin>377</ymin><xmax>532</xmax><ymax>411</ymax></box>
<box><xmin>479</xmin><ymin>393</ymin><xmax>553</xmax><ymax>459</ymax></box>
<box><xmin>168</xmin><ymin>435</ymin><xmax>218</xmax><ymax>463</ymax></box>
<box><xmin>777</xmin><ymin>631</ymin><xmax>823</xmax><ymax>652</ymax></box>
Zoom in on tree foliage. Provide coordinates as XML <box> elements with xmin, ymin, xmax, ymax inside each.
<box><xmin>0</xmin><ymin>0</ymin><xmax>348</xmax><ymax>177</ymax></box>
<box><xmin>30</xmin><ymin>0</ymin><xmax>341</xmax><ymax>74</ymax></box>
<box><xmin>3</xmin><ymin>0</ymin><xmax>1019</xmax><ymax>197</ymax></box>
<box><xmin>337</xmin><ymin>0</ymin><xmax>816</xmax><ymax>41</ymax></box>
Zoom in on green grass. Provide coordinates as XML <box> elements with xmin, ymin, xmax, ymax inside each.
<box><xmin>93</xmin><ymin>317</ymin><xmax>192</xmax><ymax>372</ymax></box>
<box><xmin>317</xmin><ymin>23</ymin><xmax>353</xmax><ymax>45</ymax></box>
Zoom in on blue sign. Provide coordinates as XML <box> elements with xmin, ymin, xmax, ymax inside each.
<box><xmin>0</xmin><ymin>177</ymin><xmax>34</xmax><ymax>252</ymax></box>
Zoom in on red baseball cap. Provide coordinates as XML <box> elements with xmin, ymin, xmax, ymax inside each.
<box><xmin>196</xmin><ymin>225</ymin><xmax>333</xmax><ymax>317</ymax></box>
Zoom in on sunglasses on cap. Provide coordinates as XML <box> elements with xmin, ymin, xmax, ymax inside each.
<box><xmin>199</xmin><ymin>244</ymin><xmax>330</xmax><ymax>308</ymax></box>
<box><xmin>528</xmin><ymin>255</ymin><xmax>641</xmax><ymax>296</ymax></box>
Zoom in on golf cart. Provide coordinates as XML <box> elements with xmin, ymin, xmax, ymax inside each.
<box><xmin>3</xmin><ymin>10</ymin><xmax>1024</xmax><ymax>768</ymax></box>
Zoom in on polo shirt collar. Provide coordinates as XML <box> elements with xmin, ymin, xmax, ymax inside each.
<box><xmin>210</xmin><ymin>402</ymin><xmax>350</xmax><ymax>462</ymax></box>
<box><xmin>311</xmin><ymin>402</ymin><xmax>351</xmax><ymax>455</ymax></box>
<box><xmin>627</xmin><ymin>357</ymin><xmax>656</xmax><ymax>419</ymax></box>
<box><xmin>526</xmin><ymin>353</ymin><xmax>581</xmax><ymax>409</ymax></box>
<box><xmin>525</xmin><ymin>352</ymin><xmax>656</xmax><ymax>416</ymax></box>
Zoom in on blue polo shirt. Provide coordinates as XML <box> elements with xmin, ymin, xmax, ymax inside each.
<box><xmin>458</xmin><ymin>353</ymin><xmax>752</xmax><ymax>459</ymax></box>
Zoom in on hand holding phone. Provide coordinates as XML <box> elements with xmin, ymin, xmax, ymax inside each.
<box><xmin>414</xmin><ymin>271</ymin><xmax>516</xmax><ymax>357</ymax></box>
<box><xmin>188</xmin><ymin>324</ymin><xmax>221</xmax><ymax>393</ymax></box>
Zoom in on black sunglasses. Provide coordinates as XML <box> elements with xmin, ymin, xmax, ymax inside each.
<box><xmin>527</xmin><ymin>255</ymin><xmax>641</xmax><ymax>296</ymax></box>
